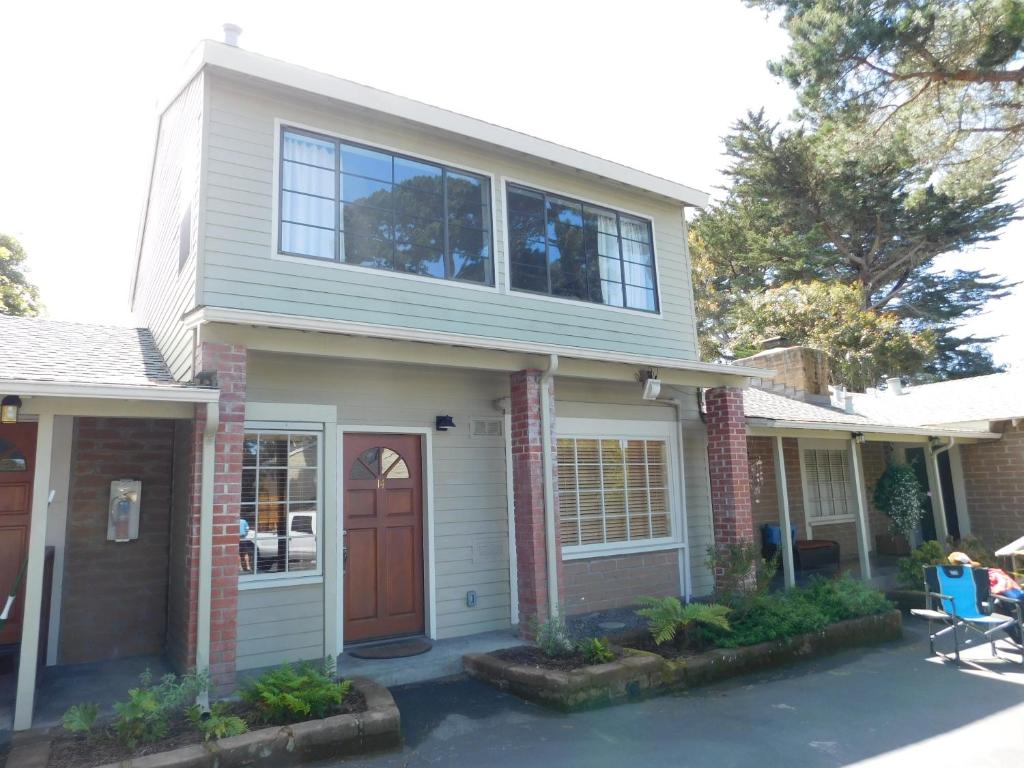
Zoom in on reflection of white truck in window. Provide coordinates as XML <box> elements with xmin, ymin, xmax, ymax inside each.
<box><xmin>247</xmin><ymin>511</ymin><xmax>316</xmax><ymax>570</ymax></box>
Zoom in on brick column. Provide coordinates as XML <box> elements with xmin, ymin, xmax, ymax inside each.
<box><xmin>185</xmin><ymin>342</ymin><xmax>246</xmax><ymax>693</ymax></box>
<box><xmin>510</xmin><ymin>370</ymin><xmax>563</xmax><ymax>635</ymax></box>
<box><xmin>705</xmin><ymin>387</ymin><xmax>754</xmax><ymax>590</ymax></box>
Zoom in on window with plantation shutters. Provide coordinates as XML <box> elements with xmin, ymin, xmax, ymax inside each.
<box><xmin>557</xmin><ymin>437</ymin><xmax>671</xmax><ymax>552</ymax></box>
<box><xmin>803</xmin><ymin>448</ymin><xmax>855</xmax><ymax>519</ymax></box>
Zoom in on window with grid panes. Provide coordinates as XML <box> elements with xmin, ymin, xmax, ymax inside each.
<box><xmin>803</xmin><ymin>448</ymin><xmax>855</xmax><ymax>519</ymax></box>
<box><xmin>556</xmin><ymin>437</ymin><xmax>671</xmax><ymax>552</ymax></box>
<box><xmin>240</xmin><ymin>431</ymin><xmax>321</xmax><ymax>579</ymax></box>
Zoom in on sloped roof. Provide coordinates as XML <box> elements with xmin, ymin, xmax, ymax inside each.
<box><xmin>848</xmin><ymin>372</ymin><xmax>1024</xmax><ymax>427</ymax></box>
<box><xmin>0</xmin><ymin>315</ymin><xmax>195</xmax><ymax>392</ymax></box>
<box><xmin>743</xmin><ymin>388</ymin><xmax>874</xmax><ymax>426</ymax></box>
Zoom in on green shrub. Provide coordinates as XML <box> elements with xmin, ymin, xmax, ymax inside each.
<box><xmin>578</xmin><ymin>637</ymin><xmax>615</xmax><ymax>665</ymax></box>
<box><xmin>533</xmin><ymin>613</ymin><xmax>575</xmax><ymax>658</ymax></box>
<box><xmin>802</xmin><ymin>575</ymin><xmax>892</xmax><ymax>622</ymax></box>
<box><xmin>707</xmin><ymin>543</ymin><xmax>778</xmax><ymax>603</ymax></box>
<box><xmin>186</xmin><ymin>703</ymin><xmax>248</xmax><ymax>742</ymax></box>
<box><xmin>240</xmin><ymin>660</ymin><xmax>351</xmax><ymax>724</ymax></box>
<box><xmin>898</xmin><ymin>540</ymin><xmax>946</xmax><ymax>589</ymax></box>
<box><xmin>873</xmin><ymin>463</ymin><xmax>926</xmax><ymax>539</ymax></box>
<box><xmin>636</xmin><ymin>596</ymin><xmax>731</xmax><ymax>649</ymax></box>
<box><xmin>112</xmin><ymin>669</ymin><xmax>208</xmax><ymax>749</ymax></box>
<box><xmin>61</xmin><ymin>702</ymin><xmax>99</xmax><ymax>735</ymax></box>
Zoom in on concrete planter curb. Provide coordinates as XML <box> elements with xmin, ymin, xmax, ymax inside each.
<box><xmin>4</xmin><ymin>678</ymin><xmax>401</xmax><ymax>768</ymax></box>
<box><xmin>464</xmin><ymin>610</ymin><xmax>902</xmax><ymax>710</ymax></box>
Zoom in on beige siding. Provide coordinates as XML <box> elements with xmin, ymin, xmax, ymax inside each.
<box><xmin>245</xmin><ymin>353</ymin><xmax>513</xmax><ymax>641</ymax></box>
<box><xmin>132</xmin><ymin>74</ymin><xmax>203</xmax><ymax>380</ymax></box>
<box><xmin>236</xmin><ymin>583</ymin><xmax>325</xmax><ymax>671</ymax></box>
<box><xmin>199</xmin><ymin>75</ymin><xmax>699</xmax><ymax>361</ymax></box>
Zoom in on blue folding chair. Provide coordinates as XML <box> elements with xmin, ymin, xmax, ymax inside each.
<box><xmin>910</xmin><ymin>565</ymin><xmax>1023</xmax><ymax>665</ymax></box>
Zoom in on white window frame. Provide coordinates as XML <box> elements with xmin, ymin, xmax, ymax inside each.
<box><xmin>238</xmin><ymin>425</ymin><xmax>325</xmax><ymax>590</ymax></box>
<box><xmin>797</xmin><ymin>438</ymin><xmax>858</xmax><ymax>536</ymax></box>
<box><xmin>556</xmin><ymin>417</ymin><xmax>684</xmax><ymax>559</ymax></box>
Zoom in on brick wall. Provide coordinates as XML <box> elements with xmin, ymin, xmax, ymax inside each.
<box><xmin>961</xmin><ymin>422</ymin><xmax>1024</xmax><ymax>548</ymax></box>
<box><xmin>59</xmin><ymin>418</ymin><xmax>176</xmax><ymax>664</ymax></box>
<box><xmin>706</xmin><ymin>387</ymin><xmax>754</xmax><ymax>552</ymax></box>
<box><xmin>563</xmin><ymin>551</ymin><xmax>679</xmax><ymax>615</ymax></box>
<box><xmin>510</xmin><ymin>369</ymin><xmax>563</xmax><ymax>631</ymax></box>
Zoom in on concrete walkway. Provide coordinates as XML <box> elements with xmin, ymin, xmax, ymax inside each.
<box><xmin>320</xmin><ymin>622</ymin><xmax>1024</xmax><ymax>768</ymax></box>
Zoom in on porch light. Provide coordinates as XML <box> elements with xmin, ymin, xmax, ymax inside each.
<box><xmin>637</xmin><ymin>368</ymin><xmax>661</xmax><ymax>400</ymax></box>
<box><xmin>1</xmin><ymin>395</ymin><xmax>21</xmax><ymax>424</ymax></box>
<box><xmin>435</xmin><ymin>415</ymin><xmax>456</xmax><ymax>431</ymax></box>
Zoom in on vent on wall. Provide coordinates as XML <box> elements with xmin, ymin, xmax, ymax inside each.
<box><xmin>470</xmin><ymin>418</ymin><xmax>502</xmax><ymax>438</ymax></box>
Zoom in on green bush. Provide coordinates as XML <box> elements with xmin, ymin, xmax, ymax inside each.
<box><xmin>636</xmin><ymin>596</ymin><xmax>731</xmax><ymax>649</ymax></box>
<box><xmin>898</xmin><ymin>540</ymin><xmax>946</xmax><ymax>589</ymax></box>
<box><xmin>802</xmin><ymin>575</ymin><xmax>892</xmax><ymax>622</ymax></box>
<box><xmin>186</xmin><ymin>703</ymin><xmax>248</xmax><ymax>742</ymax></box>
<box><xmin>533</xmin><ymin>613</ymin><xmax>575</xmax><ymax>658</ymax></box>
<box><xmin>578</xmin><ymin>637</ymin><xmax>615</xmax><ymax>665</ymax></box>
<box><xmin>873</xmin><ymin>463</ymin><xmax>926</xmax><ymax>539</ymax></box>
<box><xmin>707</xmin><ymin>542</ymin><xmax>778</xmax><ymax>603</ymax></box>
<box><xmin>112</xmin><ymin>669</ymin><xmax>208</xmax><ymax>749</ymax></box>
<box><xmin>240</xmin><ymin>660</ymin><xmax>351</xmax><ymax>724</ymax></box>
<box><xmin>61</xmin><ymin>702</ymin><xmax>99</xmax><ymax>735</ymax></box>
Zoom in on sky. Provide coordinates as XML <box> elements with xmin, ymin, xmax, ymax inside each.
<box><xmin>2</xmin><ymin>0</ymin><xmax>1022</xmax><ymax>368</ymax></box>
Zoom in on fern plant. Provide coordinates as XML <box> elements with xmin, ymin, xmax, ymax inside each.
<box><xmin>61</xmin><ymin>702</ymin><xmax>99</xmax><ymax>736</ymax></box>
<box><xmin>186</xmin><ymin>703</ymin><xmax>248</xmax><ymax>742</ymax></box>
<box><xmin>636</xmin><ymin>596</ymin><xmax>731</xmax><ymax>649</ymax></box>
<box><xmin>578</xmin><ymin>637</ymin><xmax>615</xmax><ymax>665</ymax></box>
<box><xmin>241</xmin><ymin>660</ymin><xmax>351</xmax><ymax>724</ymax></box>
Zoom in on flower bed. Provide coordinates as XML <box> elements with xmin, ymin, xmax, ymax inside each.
<box><xmin>465</xmin><ymin>610</ymin><xmax>903</xmax><ymax>710</ymax></box>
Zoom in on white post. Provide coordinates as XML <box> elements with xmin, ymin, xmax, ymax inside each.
<box><xmin>195</xmin><ymin>401</ymin><xmax>218</xmax><ymax>701</ymax></box>
<box><xmin>848</xmin><ymin>438</ymin><xmax>873</xmax><ymax>581</ymax></box>
<box><xmin>772</xmin><ymin>436</ymin><xmax>796</xmax><ymax>589</ymax></box>
<box><xmin>322</xmin><ymin>416</ymin><xmax>341</xmax><ymax>658</ymax></box>
<box><xmin>13</xmin><ymin>412</ymin><xmax>54</xmax><ymax>731</ymax></box>
<box><xmin>926</xmin><ymin>447</ymin><xmax>950</xmax><ymax>543</ymax></box>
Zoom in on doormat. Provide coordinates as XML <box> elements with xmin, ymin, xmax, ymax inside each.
<box><xmin>348</xmin><ymin>638</ymin><xmax>433</xmax><ymax>660</ymax></box>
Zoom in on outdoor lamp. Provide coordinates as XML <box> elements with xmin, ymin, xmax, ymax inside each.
<box><xmin>435</xmin><ymin>415</ymin><xmax>456</xmax><ymax>431</ymax></box>
<box><xmin>1</xmin><ymin>395</ymin><xmax>21</xmax><ymax>424</ymax></box>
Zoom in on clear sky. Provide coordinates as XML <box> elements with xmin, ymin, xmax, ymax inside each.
<box><xmin>2</xmin><ymin>0</ymin><xmax>1021</xmax><ymax>368</ymax></box>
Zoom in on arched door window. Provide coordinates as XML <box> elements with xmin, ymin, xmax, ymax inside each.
<box><xmin>349</xmin><ymin>446</ymin><xmax>410</xmax><ymax>482</ymax></box>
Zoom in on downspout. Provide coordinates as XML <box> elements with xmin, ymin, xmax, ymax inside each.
<box><xmin>929</xmin><ymin>437</ymin><xmax>956</xmax><ymax>542</ymax></box>
<box><xmin>539</xmin><ymin>354</ymin><xmax>560</xmax><ymax>618</ymax></box>
<box><xmin>670</xmin><ymin>396</ymin><xmax>692</xmax><ymax>603</ymax></box>
<box><xmin>196</xmin><ymin>399</ymin><xmax>219</xmax><ymax>710</ymax></box>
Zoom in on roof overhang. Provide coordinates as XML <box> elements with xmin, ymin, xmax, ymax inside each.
<box><xmin>185</xmin><ymin>306</ymin><xmax>765</xmax><ymax>388</ymax></box>
<box><xmin>0</xmin><ymin>378</ymin><xmax>220</xmax><ymax>404</ymax></box>
<box><xmin>747</xmin><ymin>417</ymin><xmax>998</xmax><ymax>442</ymax></box>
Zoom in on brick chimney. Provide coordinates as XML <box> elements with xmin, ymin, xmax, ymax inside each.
<box><xmin>735</xmin><ymin>345</ymin><xmax>830</xmax><ymax>400</ymax></box>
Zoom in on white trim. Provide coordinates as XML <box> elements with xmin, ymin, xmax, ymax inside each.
<box><xmin>237</xmin><ymin>425</ymin><xmax>326</xmax><ymax>588</ymax></box>
<box><xmin>270</xmin><ymin>119</ymin><xmax>501</xmax><ymax>294</ymax></box>
<box><xmin>337</xmin><ymin>425</ymin><xmax>437</xmax><ymax>647</ymax></box>
<box><xmin>198</xmin><ymin>41</ymin><xmax>709</xmax><ymax>206</ymax></box>
<box><xmin>948</xmin><ymin>444</ymin><xmax>971</xmax><ymax>535</ymax></box>
<box><xmin>772</xmin><ymin>435</ymin><xmax>796</xmax><ymax>590</ymax></box>
<box><xmin>847</xmin><ymin>439</ymin><xmax>873</xmax><ymax>580</ymax></box>
<box><xmin>806</xmin><ymin>515</ymin><xmax>857</xmax><ymax>526</ymax></box>
<box><xmin>748</xmin><ymin>418</ymin><xmax>996</xmax><ymax>440</ymax></box>
<box><xmin>498</xmin><ymin>176</ymin><xmax>665</xmax><ymax>318</ymax></box>
<box><xmin>0</xmin><ymin>379</ymin><xmax>219</xmax><ymax>403</ymax></box>
<box><xmin>501</xmin><ymin>405</ymin><xmax>519</xmax><ymax>626</ymax></box>
<box><xmin>184</xmin><ymin>305</ymin><xmax>764</xmax><ymax>380</ymax></box>
<box><xmin>555</xmin><ymin>417</ymin><xmax>685</xmax><ymax>560</ymax></box>
<box><xmin>245</xmin><ymin>401</ymin><xmax>338</xmax><ymax>424</ymax></box>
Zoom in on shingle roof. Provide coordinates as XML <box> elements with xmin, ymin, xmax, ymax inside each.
<box><xmin>848</xmin><ymin>372</ymin><xmax>1024</xmax><ymax>426</ymax></box>
<box><xmin>743</xmin><ymin>388</ymin><xmax>876</xmax><ymax>426</ymax></box>
<box><xmin>0</xmin><ymin>315</ymin><xmax>185</xmax><ymax>390</ymax></box>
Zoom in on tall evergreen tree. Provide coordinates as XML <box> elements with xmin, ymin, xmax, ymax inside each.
<box><xmin>0</xmin><ymin>233</ymin><xmax>41</xmax><ymax>317</ymax></box>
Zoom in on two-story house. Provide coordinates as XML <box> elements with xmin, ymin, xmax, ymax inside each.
<box><xmin>1</xmin><ymin>33</ymin><xmax>770</xmax><ymax>731</ymax></box>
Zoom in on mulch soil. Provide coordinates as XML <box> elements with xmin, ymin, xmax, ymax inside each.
<box><xmin>491</xmin><ymin>645</ymin><xmax>621</xmax><ymax>672</ymax></box>
<box><xmin>47</xmin><ymin>688</ymin><xmax>366</xmax><ymax>768</ymax></box>
<box><xmin>622</xmin><ymin>635</ymin><xmax>697</xmax><ymax>660</ymax></box>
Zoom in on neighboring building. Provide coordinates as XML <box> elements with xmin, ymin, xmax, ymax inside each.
<box><xmin>1</xmin><ymin>34</ymin><xmax>765</xmax><ymax>730</ymax></box>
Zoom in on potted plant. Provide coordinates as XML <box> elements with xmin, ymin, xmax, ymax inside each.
<box><xmin>873</xmin><ymin>462</ymin><xmax>925</xmax><ymax>555</ymax></box>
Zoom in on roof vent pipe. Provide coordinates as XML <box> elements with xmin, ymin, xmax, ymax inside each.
<box><xmin>222</xmin><ymin>23</ymin><xmax>242</xmax><ymax>46</ymax></box>
<box><xmin>885</xmin><ymin>376</ymin><xmax>904</xmax><ymax>396</ymax></box>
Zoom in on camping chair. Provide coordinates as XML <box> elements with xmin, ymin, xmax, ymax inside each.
<box><xmin>910</xmin><ymin>565</ymin><xmax>1023</xmax><ymax>665</ymax></box>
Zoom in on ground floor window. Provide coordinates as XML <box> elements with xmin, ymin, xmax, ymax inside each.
<box><xmin>557</xmin><ymin>437</ymin><xmax>671</xmax><ymax>553</ymax></box>
<box><xmin>802</xmin><ymin>445</ymin><xmax>855</xmax><ymax>520</ymax></box>
<box><xmin>240</xmin><ymin>430</ymin><xmax>321</xmax><ymax>580</ymax></box>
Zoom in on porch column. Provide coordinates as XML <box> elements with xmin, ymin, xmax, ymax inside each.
<box><xmin>926</xmin><ymin>446</ymin><xmax>950</xmax><ymax>543</ymax></box>
<box><xmin>13</xmin><ymin>412</ymin><xmax>54</xmax><ymax>731</ymax></box>
<box><xmin>705</xmin><ymin>387</ymin><xmax>754</xmax><ymax>591</ymax></box>
<box><xmin>848</xmin><ymin>438</ymin><xmax>873</xmax><ymax>580</ymax></box>
<box><xmin>188</xmin><ymin>343</ymin><xmax>245</xmax><ymax>693</ymax></box>
<box><xmin>772</xmin><ymin>436</ymin><xmax>796</xmax><ymax>589</ymax></box>
<box><xmin>509</xmin><ymin>369</ymin><xmax>563</xmax><ymax>633</ymax></box>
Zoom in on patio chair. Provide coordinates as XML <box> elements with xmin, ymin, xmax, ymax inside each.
<box><xmin>910</xmin><ymin>564</ymin><xmax>1023</xmax><ymax>665</ymax></box>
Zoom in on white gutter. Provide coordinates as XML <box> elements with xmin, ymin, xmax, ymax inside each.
<box><xmin>746</xmin><ymin>417</ymin><xmax>997</xmax><ymax>440</ymax></box>
<box><xmin>928</xmin><ymin>437</ymin><xmax>956</xmax><ymax>543</ymax></box>
<box><xmin>539</xmin><ymin>354</ymin><xmax>560</xmax><ymax>618</ymax></box>
<box><xmin>669</xmin><ymin>397</ymin><xmax>692</xmax><ymax>603</ymax></box>
<box><xmin>195</xmin><ymin>399</ymin><xmax>219</xmax><ymax>710</ymax></box>
<box><xmin>0</xmin><ymin>379</ymin><xmax>220</xmax><ymax>404</ymax></box>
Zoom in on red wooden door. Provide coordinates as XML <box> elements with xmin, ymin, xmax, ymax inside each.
<box><xmin>343</xmin><ymin>434</ymin><xmax>424</xmax><ymax>643</ymax></box>
<box><xmin>0</xmin><ymin>423</ymin><xmax>37</xmax><ymax>646</ymax></box>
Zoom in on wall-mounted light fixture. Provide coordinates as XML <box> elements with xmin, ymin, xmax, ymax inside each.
<box><xmin>636</xmin><ymin>368</ymin><xmax>661</xmax><ymax>401</ymax></box>
<box><xmin>1</xmin><ymin>395</ymin><xmax>22</xmax><ymax>424</ymax></box>
<box><xmin>435</xmin><ymin>415</ymin><xmax>456</xmax><ymax>431</ymax></box>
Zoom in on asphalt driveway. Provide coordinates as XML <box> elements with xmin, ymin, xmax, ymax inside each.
<box><xmin>321</xmin><ymin>621</ymin><xmax>1024</xmax><ymax>767</ymax></box>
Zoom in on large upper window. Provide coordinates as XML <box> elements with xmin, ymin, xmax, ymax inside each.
<box><xmin>557</xmin><ymin>437</ymin><xmax>671</xmax><ymax>552</ymax></box>
<box><xmin>279</xmin><ymin>127</ymin><xmax>494</xmax><ymax>285</ymax></box>
<box><xmin>240</xmin><ymin>430</ymin><xmax>321</xmax><ymax>580</ymax></box>
<box><xmin>506</xmin><ymin>183</ymin><xmax>658</xmax><ymax>312</ymax></box>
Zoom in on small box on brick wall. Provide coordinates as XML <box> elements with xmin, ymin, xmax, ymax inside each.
<box><xmin>107</xmin><ymin>479</ymin><xmax>142</xmax><ymax>542</ymax></box>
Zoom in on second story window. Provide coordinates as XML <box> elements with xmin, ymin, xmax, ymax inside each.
<box><xmin>279</xmin><ymin>127</ymin><xmax>494</xmax><ymax>286</ymax></box>
<box><xmin>506</xmin><ymin>183</ymin><xmax>658</xmax><ymax>312</ymax></box>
